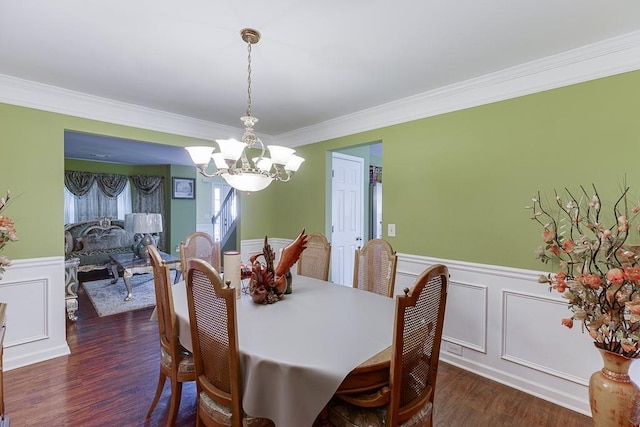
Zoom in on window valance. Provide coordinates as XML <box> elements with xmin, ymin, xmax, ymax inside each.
<box><xmin>64</xmin><ymin>171</ymin><xmax>128</xmax><ymax>198</ymax></box>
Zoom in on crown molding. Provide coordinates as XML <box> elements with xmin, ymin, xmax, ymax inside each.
<box><xmin>1</xmin><ymin>30</ymin><xmax>639</xmax><ymax>147</ymax></box>
<box><xmin>277</xmin><ymin>30</ymin><xmax>640</xmax><ymax>147</ymax></box>
<box><xmin>0</xmin><ymin>74</ymin><xmax>248</xmax><ymax>142</ymax></box>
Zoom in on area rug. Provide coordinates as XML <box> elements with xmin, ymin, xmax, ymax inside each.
<box><xmin>82</xmin><ymin>271</ymin><xmax>177</xmax><ymax>317</ymax></box>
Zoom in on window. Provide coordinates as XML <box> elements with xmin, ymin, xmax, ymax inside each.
<box><xmin>64</xmin><ymin>181</ymin><xmax>132</xmax><ymax>224</ymax></box>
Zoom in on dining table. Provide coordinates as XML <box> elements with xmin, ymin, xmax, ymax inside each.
<box><xmin>169</xmin><ymin>274</ymin><xmax>395</xmax><ymax>427</ymax></box>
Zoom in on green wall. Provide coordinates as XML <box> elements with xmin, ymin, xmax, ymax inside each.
<box><xmin>1</xmin><ymin>103</ymin><xmax>206</xmax><ymax>260</ymax></box>
<box><xmin>64</xmin><ymin>158</ymin><xmax>167</xmax><ymax>177</ymax></box>
<box><xmin>169</xmin><ymin>165</ymin><xmax>197</xmax><ymax>254</ymax></box>
<box><xmin>257</xmin><ymin>70</ymin><xmax>640</xmax><ymax>271</ymax></box>
<box><xmin>3</xmin><ymin>69</ymin><xmax>640</xmax><ymax>274</ymax></box>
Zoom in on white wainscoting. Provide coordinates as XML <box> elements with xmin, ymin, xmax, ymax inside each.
<box><xmin>0</xmin><ymin>256</ymin><xmax>70</xmax><ymax>370</ymax></box>
<box><xmin>242</xmin><ymin>238</ymin><xmax>615</xmax><ymax>417</ymax></box>
<box><xmin>396</xmin><ymin>253</ymin><xmax>601</xmax><ymax>416</ymax></box>
<box><xmin>241</xmin><ymin>238</ymin><xmax>292</xmax><ymax>267</ymax></box>
<box><xmin>1</xmin><ymin>242</ymin><xmax>616</xmax><ymax>417</ymax></box>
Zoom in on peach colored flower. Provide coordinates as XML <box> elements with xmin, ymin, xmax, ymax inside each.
<box><xmin>581</xmin><ymin>274</ymin><xmax>602</xmax><ymax>289</ymax></box>
<box><xmin>549</xmin><ymin>244</ymin><xmax>561</xmax><ymax>257</ymax></box>
<box><xmin>618</xmin><ymin>216</ymin><xmax>629</xmax><ymax>232</ymax></box>
<box><xmin>554</xmin><ymin>282</ymin><xmax>567</xmax><ymax>293</ymax></box>
<box><xmin>542</xmin><ymin>230</ymin><xmax>555</xmax><ymax>243</ymax></box>
<box><xmin>625</xmin><ymin>267</ymin><xmax>640</xmax><ymax>283</ymax></box>
<box><xmin>561</xmin><ymin>239</ymin><xmax>574</xmax><ymax>253</ymax></box>
<box><xmin>607</xmin><ymin>268</ymin><xmax>626</xmax><ymax>285</ymax></box>
<box><xmin>0</xmin><ymin>216</ymin><xmax>15</xmax><ymax>232</ymax></box>
<box><xmin>561</xmin><ymin>318</ymin><xmax>573</xmax><ymax>328</ymax></box>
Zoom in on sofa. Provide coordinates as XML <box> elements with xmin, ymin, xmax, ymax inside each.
<box><xmin>64</xmin><ymin>218</ymin><xmax>134</xmax><ymax>272</ymax></box>
<box><xmin>63</xmin><ymin>218</ymin><xmax>134</xmax><ymax>321</ymax></box>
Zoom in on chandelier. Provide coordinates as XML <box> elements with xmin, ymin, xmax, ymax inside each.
<box><xmin>186</xmin><ymin>28</ymin><xmax>305</xmax><ymax>193</ymax></box>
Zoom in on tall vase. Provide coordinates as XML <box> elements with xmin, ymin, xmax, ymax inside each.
<box><xmin>589</xmin><ymin>348</ymin><xmax>640</xmax><ymax>426</ymax></box>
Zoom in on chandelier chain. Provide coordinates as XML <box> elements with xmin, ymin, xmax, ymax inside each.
<box><xmin>246</xmin><ymin>40</ymin><xmax>252</xmax><ymax>117</ymax></box>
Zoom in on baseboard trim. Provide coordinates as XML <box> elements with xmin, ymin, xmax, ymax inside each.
<box><xmin>4</xmin><ymin>343</ymin><xmax>70</xmax><ymax>371</ymax></box>
<box><xmin>440</xmin><ymin>353</ymin><xmax>591</xmax><ymax>417</ymax></box>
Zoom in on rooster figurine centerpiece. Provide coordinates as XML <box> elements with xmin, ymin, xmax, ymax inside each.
<box><xmin>248</xmin><ymin>229</ymin><xmax>308</xmax><ymax>304</ymax></box>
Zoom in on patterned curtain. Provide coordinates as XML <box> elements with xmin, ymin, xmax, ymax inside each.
<box><xmin>71</xmin><ymin>183</ymin><xmax>120</xmax><ymax>221</ymax></box>
<box><xmin>64</xmin><ymin>171</ymin><xmax>130</xmax><ymax>222</ymax></box>
<box><xmin>131</xmin><ymin>175</ymin><xmax>165</xmax><ymax>250</ymax></box>
<box><xmin>64</xmin><ymin>171</ymin><xmax>129</xmax><ymax>198</ymax></box>
<box><xmin>95</xmin><ymin>174</ymin><xmax>128</xmax><ymax>198</ymax></box>
<box><xmin>64</xmin><ymin>171</ymin><xmax>96</xmax><ymax>197</ymax></box>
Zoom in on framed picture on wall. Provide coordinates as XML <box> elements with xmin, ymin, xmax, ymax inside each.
<box><xmin>172</xmin><ymin>177</ymin><xmax>195</xmax><ymax>199</ymax></box>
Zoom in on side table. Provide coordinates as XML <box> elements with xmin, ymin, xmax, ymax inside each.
<box><xmin>110</xmin><ymin>252</ymin><xmax>181</xmax><ymax>301</ymax></box>
<box><xmin>64</xmin><ymin>257</ymin><xmax>81</xmax><ymax>321</ymax></box>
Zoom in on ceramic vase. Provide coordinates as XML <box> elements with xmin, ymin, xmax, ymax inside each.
<box><xmin>589</xmin><ymin>348</ymin><xmax>640</xmax><ymax>426</ymax></box>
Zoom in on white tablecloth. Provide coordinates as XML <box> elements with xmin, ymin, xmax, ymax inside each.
<box><xmin>170</xmin><ymin>275</ymin><xmax>395</xmax><ymax>427</ymax></box>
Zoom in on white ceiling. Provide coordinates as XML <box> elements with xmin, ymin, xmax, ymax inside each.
<box><xmin>2</xmin><ymin>1</ymin><xmax>640</xmax><ymax>164</ymax></box>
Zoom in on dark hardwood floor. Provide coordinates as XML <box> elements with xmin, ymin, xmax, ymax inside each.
<box><xmin>3</xmin><ymin>273</ymin><xmax>593</xmax><ymax>426</ymax></box>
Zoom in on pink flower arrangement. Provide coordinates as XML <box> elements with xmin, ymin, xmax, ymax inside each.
<box><xmin>0</xmin><ymin>189</ymin><xmax>18</xmax><ymax>279</ymax></box>
<box><xmin>528</xmin><ymin>185</ymin><xmax>640</xmax><ymax>358</ymax></box>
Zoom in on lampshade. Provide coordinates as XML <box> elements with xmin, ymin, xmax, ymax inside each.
<box><xmin>185</xmin><ymin>146</ymin><xmax>214</xmax><ymax>166</ymax></box>
<box><xmin>221</xmin><ymin>173</ymin><xmax>273</xmax><ymax>193</ymax></box>
<box><xmin>125</xmin><ymin>213</ymin><xmax>163</xmax><ymax>234</ymax></box>
<box><xmin>266</xmin><ymin>145</ymin><xmax>295</xmax><ymax>165</ymax></box>
<box><xmin>284</xmin><ymin>155</ymin><xmax>305</xmax><ymax>172</ymax></box>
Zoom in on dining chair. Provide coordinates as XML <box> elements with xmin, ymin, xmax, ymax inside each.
<box><xmin>353</xmin><ymin>238</ymin><xmax>398</xmax><ymax>297</ymax></box>
<box><xmin>329</xmin><ymin>264</ymin><xmax>449</xmax><ymax>427</ymax></box>
<box><xmin>296</xmin><ymin>232</ymin><xmax>331</xmax><ymax>281</ymax></box>
<box><xmin>146</xmin><ymin>245</ymin><xmax>196</xmax><ymax>425</ymax></box>
<box><xmin>180</xmin><ymin>232</ymin><xmax>221</xmax><ymax>279</ymax></box>
<box><xmin>185</xmin><ymin>259</ymin><xmax>274</xmax><ymax>427</ymax></box>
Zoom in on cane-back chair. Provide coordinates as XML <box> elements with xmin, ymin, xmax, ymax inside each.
<box><xmin>353</xmin><ymin>239</ymin><xmax>398</xmax><ymax>297</ymax></box>
<box><xmin>296</xmin><ymin>232</ymin><xmax>331</xmax><ymax>281</ymax></box>
<box><xmin>146</xmin><ymin>245</ymin><xmax>196</xmax><ymax>425</ymax></box>
<box><xmin>330</xmin><ymin>264</ymin><xmax>449</xmax><ymax>427</ymax></box>
<box><xmin>185</xmin><ymin>259</ymin><xmax>274</xmax><ymax>427</ymax></box>
<box><xmin>180</xmin><ymin>232</ymin><xmax>221</xmax><ymax>279</ymax></box>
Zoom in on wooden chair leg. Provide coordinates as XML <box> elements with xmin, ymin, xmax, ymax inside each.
<box><xmin>146</xmin><ymin>371</ymin><xmax>167</xmax><ymax>418</ymax></box>
<box><xmin>195</xmin><ymin>406</ymin><xmax>203</xmax><ymax>427</ymax></box>
<box><xmin>167</xmin><ymin>377</ymin><xmax>182</xmax><ymax>426</ymax></box>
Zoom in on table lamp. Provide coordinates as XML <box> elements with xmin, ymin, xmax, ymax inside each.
<box><xmin>125</xmin><ymin>213</ymin><xmax>163</xmax><ymax>262</ymax></box>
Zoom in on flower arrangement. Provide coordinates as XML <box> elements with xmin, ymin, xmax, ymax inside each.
<box><xmin>247</xmin><ymin>230</ymin><xmax>307</xmax><ymax>304</ymax></box>
<box><xmin>0</xmin><ymin>189</ymin><xmax>18</xmax><ymax>279</ymax></box>
<box><xmin>527</xmin><ymin>184</ymin><xmax>640</xmax><ymax>358</ymax></box>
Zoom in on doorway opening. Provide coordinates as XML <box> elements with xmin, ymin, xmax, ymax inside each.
<box><xmin>329</xmin><ymin>142</ymin><xmax>382</xmax><ymax>286</ymax></box>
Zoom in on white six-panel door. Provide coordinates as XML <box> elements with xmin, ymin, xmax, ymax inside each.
<box><xmin>331</xmin><ymin>153</ymin><xmax>364</xmax><ymax>286</ymax></box>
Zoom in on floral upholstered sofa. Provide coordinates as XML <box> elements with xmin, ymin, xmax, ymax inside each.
<box><xmin>64</xmin><ymin>217</ymin><xmax>134</xmax><ymax>272</ymax></box>
<box><xmin>63</xmin><ymin>218</ymin><xmax>134</xmax><ymax>321</ymax></box>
